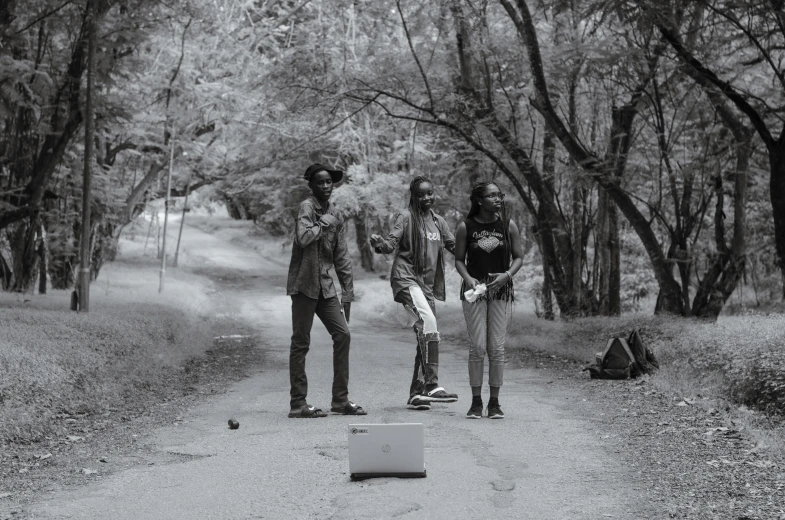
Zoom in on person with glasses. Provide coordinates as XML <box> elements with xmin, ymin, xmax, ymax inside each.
<box><xmin>454</xmin><ymin>182</ymin><xmax>523</xmax><ymax>419</ymax></box>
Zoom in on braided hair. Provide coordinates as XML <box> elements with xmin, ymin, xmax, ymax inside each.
<box><xmin>467</xmin><ymin>182</ymin><xmax>512</xmax><ymax>264</ymax></box>
<box><xmin>407</xmin><ymin>175</ymin><xmax>432</xmax><ymax>275</ymax></box>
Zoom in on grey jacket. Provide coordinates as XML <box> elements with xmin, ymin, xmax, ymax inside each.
<box><xmin>374</xmin><ymin>209</ymin><xmax>455</xmax><ymax>302</ymax></box>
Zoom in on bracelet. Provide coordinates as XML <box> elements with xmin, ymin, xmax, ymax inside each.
<box><xmin>505</xmin><ymin>270</ymin><xmax>512</xmax><ymax>280</ymax></box>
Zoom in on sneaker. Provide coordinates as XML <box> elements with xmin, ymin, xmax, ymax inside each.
<box><xmin>466</xmin><ymin>397</ymin><xmax>483</xmax><ymax>419</ymax></box>
<box><xmin>487</xmin><ymin>400</ymin><xmax>504</xmax><ymax>419</ymax></box>
<box><xmin>422</xmin><ymin>386</ymin><xmax>459</xmax><ymax>403</ymax></box>
<box><xmin>407</xmin><ymin>395</ymin><xmax>431</xmax><ymax>410</ymax></box>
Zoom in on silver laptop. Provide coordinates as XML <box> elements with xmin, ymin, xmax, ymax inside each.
<box><xmin>348</xmin><ymin>423</ymin><xmax>426</xmax><ymax>480</ymax></box>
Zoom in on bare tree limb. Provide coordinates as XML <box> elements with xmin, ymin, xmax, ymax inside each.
<box><xmin>700</xmin><ymin>0</ymin><xmax>785</xmax><ymax>93</ymax></box>
<box><xmin>395</xmin><ymin>0</ymin><xmax>435</xmax><ymax>110</ymax></box>
<box><xmin>12</xmin><ymin>0</ymin><xmax>74</xmax><ymax>35</ymax></box>
<box><xmin>656</xmin><ymin>22</ymin><xmax>775</xmax><ymax>149</ymax></box>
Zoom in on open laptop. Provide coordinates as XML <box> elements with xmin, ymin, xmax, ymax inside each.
<box><xmin>348</xmin><ymin>423</ymin><xmax>426</xmax><ymax>481</ymax></box>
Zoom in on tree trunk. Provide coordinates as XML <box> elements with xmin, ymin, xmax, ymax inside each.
<box><xmin>597</xmin><ymin>186</ymin><xmax>621</xmax><ymax>315</ymax></box>
<box><xmin>567</xmin><ymin>54</ymin><xmax>584</xmax><ymax>313</ymax></box>
<box><xmin>78</xmin><ymin>0</ymin><xmax>95</xmax><ymax>311</ymax></box>
<box><xmin>691</xmin><ymin>134</ymin><xmax>751</xmax><ymax>319</ymax></box>
<box><xmin>540</xmin><ymin>124</ymin><xmax>576</xmax><ymax>316</ymax></box>
<box><xmin>37</xmin><ymin>225</ymin><xmax>47</xmax><ymax>294</ymax></box>
<box><xmin>9</xmin><ymin>218</ymin><xmax>40</xmax><ymax>293</ymax></box>
<box><xmin>532</xmin><ymin>218</ymin><xmax>554</xmax><ymax>320</ymax></box>
<box><xmin>540</xmin><ymin>247</ymin><xmax>554</xmax><ymax>320</ymax></box>
<box><xmin>0</xmin><ymin>251</ymin><xmax>11</xmax><ymax>290</ymax></box>
<box><xmin>353</xmin><ymin>213</ymin><xmax>374</xmax><ymax>272</ymax></box>
<box><xmin>770</xmin><ymin>150</ymin><xmax>785</xmax><ymax>299</ymax></box>
<box><xmin>608</xmin><ymin>198</ymin><xmax>620</xmax><ymax>315</ymax></box>
<box><xmin>597</xmin><ymin>188</ymin><xmax>610</xmax><ymax>314</ymax></box>
<box><xmin>223</xmin><ymin>193</ymin><xmax>247</xmax><ymax>220</ymax></box>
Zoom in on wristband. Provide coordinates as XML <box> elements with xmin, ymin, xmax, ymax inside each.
<box><xmin>505</xmin><ymin>270</ymin><xmax>512</xmax><ymax>280</ymax></box>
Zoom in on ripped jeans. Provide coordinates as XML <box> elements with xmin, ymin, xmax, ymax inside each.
<box><xmin>398</xmin><ymin>285</ymin><xmax>440</xmax><ymax>398</ymax></box>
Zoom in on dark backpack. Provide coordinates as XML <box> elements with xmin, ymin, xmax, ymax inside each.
<box><xmin>627</xmin><ymin>328</ymin><xmax>659</xmax><ymax>378</ymax></box>
<box><xmin>584</xmin><ymin>337</ymin><xmax>636</xmax><ymax>380</ymax></box>
<box><xmin>583</xmin><ymin>329</ymin><xmax>659</xmax><ymax>380</ymax></box>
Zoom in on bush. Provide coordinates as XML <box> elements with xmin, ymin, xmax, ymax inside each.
<box><xmin>504</xmin><ymin>312</ymin><xmax>785</xmax><ymax>417</ymax></box>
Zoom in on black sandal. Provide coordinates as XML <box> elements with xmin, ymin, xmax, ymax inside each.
<box><xmin>330</xmin><ymin>402</ymin><xmax>367</xmax><ymax>415</ymax></box>
<box><xmin>288</xmin><ymin>405</ymin><xmax>328</xmax><ymax>418</ymax></box>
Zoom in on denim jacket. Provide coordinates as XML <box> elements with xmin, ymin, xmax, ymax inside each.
<box><xmin>286</xmin><ymin>196</ymin><xmax>354</xmax><ymax>303</ymax></box>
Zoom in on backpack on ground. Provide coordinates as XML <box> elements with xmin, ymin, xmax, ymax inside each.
<box><xmin>583</xmin><ymin>329</ymin><xmax>659</xmax><ymax>380</ymax></box>
<box><xmin>627</xmin><ymin>328</ymin><xmax>659</xmax><ymax>378</ymax></box>
<box><xmin>583</xmin><ymin>337</ymin><xmax>636</xmax><ymax>380</ymax></box>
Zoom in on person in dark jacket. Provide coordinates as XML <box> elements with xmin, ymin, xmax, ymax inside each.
<box><xmin>454</xmin><ymin>182</ymin><xmax>523</xmax><ymax>419</ymax></box>
<box><xmin>369</xmin><ymin>176</ymin><xmax>458</xmax><ymax>411</ymax></box>
<box><xmin>286</xmin><ymin>163</ymin><xmax>366</xmax><ymax>418</ymax></box>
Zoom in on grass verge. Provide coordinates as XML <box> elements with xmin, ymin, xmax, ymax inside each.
<box><xmin>0</xmin><ymin>298</ymin><xmax>212</xmax><ymax>445</ymax></box>
<box><xmin>0</xmin><ymin>229</ymin><xmax>220</xmax><ymax>447</ymax></box>
<box><xmin>494</xmin><ymin>312</ymin><xmax>785</xmax><ymax>419</ymax></box>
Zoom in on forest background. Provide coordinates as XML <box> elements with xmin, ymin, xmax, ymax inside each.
<box><xmin>4</xmin><ymin>0</ymin><xmax>785</xmax><ymax>320</ymax></box>
<box><xmin>1</xmin><ymin>0</ymin><xmax>785</xmax><ymax>473</ymax></box>
<box><xmin>5</xmin><ymin>0</ymin><xmax>785</xmax><ymax>324</ymax></box>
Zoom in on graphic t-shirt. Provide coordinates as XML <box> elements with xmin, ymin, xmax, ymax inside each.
<box><xmin>461</xmin><ymin>217</ymin><xmax>513</xmax><ymax>301</ymax></box>
<box><xmin>419</xmin><ymin>215</ymin><xmax>442</xmax><ymax>299</ymax></box>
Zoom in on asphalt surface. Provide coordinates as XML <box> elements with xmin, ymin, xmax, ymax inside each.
<box><xmin>24</xmin><ymin>219</ymin><xmax>644</xmax><ymax>519</ymax></box>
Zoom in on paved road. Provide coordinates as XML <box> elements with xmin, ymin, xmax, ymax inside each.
<box><xmin>26</xmin><ymin>219</ymin><xmax>643</xmax><ymax>519</ymax></box>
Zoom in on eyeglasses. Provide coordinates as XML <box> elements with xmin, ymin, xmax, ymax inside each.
<box><xmin>483</xmin><ymin>193</ymin><xmax>505</xmax><ymax>200</ymax></box>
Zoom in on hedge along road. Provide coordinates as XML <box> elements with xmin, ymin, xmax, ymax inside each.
<box><xmin>25</xmin><ymin>218</ymin><xmax>647</xmax><ymax>520</ymax></box>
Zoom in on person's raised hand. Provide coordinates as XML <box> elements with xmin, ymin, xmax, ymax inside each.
<box><xmin>319</xmin><ymin>213</ymin><xmax>339</xmax><ymax>229</ymax></box>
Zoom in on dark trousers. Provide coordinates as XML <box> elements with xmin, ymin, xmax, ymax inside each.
<box><xmin>289</xmin><ymin>292</ymin><xmax>350</xmax><ymax>409</ymax></box>
<box><xmin>397</xmin><ymin>287</ymin><xmax>440</xmax><ymax>398</ymax></box>
<box><xmin>409</xmin><ymin>339</ymin><xmax>439</xmax><ymax>398</ymax></box>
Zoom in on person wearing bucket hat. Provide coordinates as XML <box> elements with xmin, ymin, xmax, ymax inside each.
<box><xmin>285</xmin><ymin>163</ymin><xmax>366</xmax><ymax>418</ymax></box>
<box><xmin>304</xmin><ymin>163</ymin><xmax>343</xmax><ymax>184</ymax></box>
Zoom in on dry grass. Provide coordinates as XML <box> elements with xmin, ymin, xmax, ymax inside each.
<box><xmin>0</xmin><ymin>299</ymin><xmax>211</xmax><ymax>444</ymax></box>
<box><xmin>0</xmin><ymin>223</ymin><xmax>217</xmax><ymax>446</ymax></box>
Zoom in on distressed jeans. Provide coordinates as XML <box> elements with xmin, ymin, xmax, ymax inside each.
<box><xmin>399</xmin><ymin>285</ymin><xmax>440</xmax><ymax>398</ymax></box>
<box><xmin>462</xmin><ymin>298</ymin><xmax>512</xmax><ymax>387</ymax></box>
<box><xmin>289</xmin><ymin>292</ymin><xmax>350</xmax><ymax>409</ymax></box>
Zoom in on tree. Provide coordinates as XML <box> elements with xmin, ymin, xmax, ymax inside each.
<box><xmin>648</xmin><ymin>1</ymin><xmax>785</xmax><ymax>299</ymax></box>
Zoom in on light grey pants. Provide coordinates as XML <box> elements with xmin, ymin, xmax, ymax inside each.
<box><xmin>462</xmin><ymin>298</ymin><xmax>512</xmax><ymax>387</ymax></box>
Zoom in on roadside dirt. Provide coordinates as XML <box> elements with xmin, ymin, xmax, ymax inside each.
<box><xmin>512</xmin><ymin>349</ymin><xmax>785</xmax><ymax>520</ymax></box>
<box><xmin>0</xmin><ymin>311</ymin><xmax>266</xmax><ymax>519</ymax></box>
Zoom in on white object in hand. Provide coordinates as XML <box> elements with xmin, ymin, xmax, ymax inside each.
<box><xmin>464</xmin><ymin>283</ymin><xmax>487</xmax><ymax>303</ymax></box>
